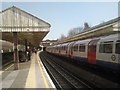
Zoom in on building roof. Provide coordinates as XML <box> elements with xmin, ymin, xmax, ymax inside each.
<box><xmin>0</xmin><ymin>6</ymin><xmax>51</xmax><ymax>47</ymax></box>
<box><xmin>58</xmin><ymin>17</ymin><xmax>120</xmax><ymax>44</ymax></box>
<box><xmin>1</xmin><ymin>6</ymin><xmax>51</xmax><ymax>27</ymax></box>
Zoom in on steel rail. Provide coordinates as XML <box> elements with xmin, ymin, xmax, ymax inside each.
<box><xmin>40</xmin><ymin>52</ymin><xmax>94</xmax><ymax>89</ymax></box>
<box><xmin>40</xmin><ymin>54</ymin><xmax>76</xmax><ymax>88</ymax></box>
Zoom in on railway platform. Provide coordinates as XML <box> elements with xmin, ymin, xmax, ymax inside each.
<box><xmin>0</xmin><ymin>51</ymin><xmax>55</xmax><ymax>89</ymax></box>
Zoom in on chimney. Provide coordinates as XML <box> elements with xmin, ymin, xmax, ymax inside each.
<box><xmin>83</xmin><ymin>22</ymin><xmax>90</xmax><ymax>30</ymax></box>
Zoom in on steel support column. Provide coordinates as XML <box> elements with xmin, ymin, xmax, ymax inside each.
<box><xmin>13</xmin><ymin>32</ymin><xmax>19</xmax><ymax>70</ymax></box>
<box><xmin>25</xmin><ymin>39</ymin><xmax>27</xmax><ymax>53</ymax></box>
<box><xmin>25</xmin><ymin>39</ymin><xmax>28</xmax><ymax>61</ymax></box>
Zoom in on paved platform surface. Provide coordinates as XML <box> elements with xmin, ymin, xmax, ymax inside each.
<box><xmin>0</xmin><ymin>51</ymin><xmax>55</xmax><ymax>89</ymax></box>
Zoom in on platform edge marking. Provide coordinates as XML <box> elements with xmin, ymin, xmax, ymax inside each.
<box><xmin>0</xmin><ymin>71</ymin><xmax>3</xmax><ymax>75</ymax></box>
<box><xmin>25</xmin><ymin>53</ymin><xmax>36</xmax><ymax>88</ymax></box>
<box><xmin>4</xmin><ymin>64</ymin><xmax>14</xmax><ymax>71</ymax></box>
<box><xmin>38</xmin><ymin>51</ymin><xmax>56</xmax><ymax>88</ymax></box>
<box><xmin>36</xmin><ymin>52</ymin><xmax>49</xmax><ymax>88</ymax></box>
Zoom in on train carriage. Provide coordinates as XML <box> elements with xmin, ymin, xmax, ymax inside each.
<box><xmin>53</xmin><ymin>45</ymin><xmax>59</xmax><ymax>54</ymax></box>
<box><xmin>72</xmin><ymin>39</ymin><xmax>91</xmax><ymax>62</ymax></box>
<box><xmin>46</xmin><ymin>34</ymin><xmax>120</xmax><ymax>71</ymax></box>
<box><xmin>46</xmin><ymin>46</ymin><xmax>54</xmax><ymax>53</ymax></box>
<box><xmin>55</xmin><ymin>44</ymin><xmax>62</xmax><ymax>55</ymax></box>
<box><xmin>96</xmin><ymin>34</ymin><xmax>120</xmax><ymax>70</ymax></box>
<box><xmin>68</xmin><ymin>42</ymin><xmax>76</xmax><ymax>58</ymax></box>
<box><xmin>60</xmin><ymin>43</ymin><xmax>69</xmax><ymax>57</ymax></box>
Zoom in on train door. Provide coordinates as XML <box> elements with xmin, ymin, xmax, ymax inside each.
<box><xmin>70</xmin><ymin>42</ymin><xmax>75</xmax><ymax>58</ymax></box>
<box><xmin>68</xmin><ymin>42</ymin><xmax>74</xmax><ymax>58</ymax></box>
<box><xmin>88</xmin><ymin>39</ymin><xmax>99</xmax><ymax>64</ymax></box>
<box><xmin>59</xmin><ymin>47</ymin><xmax>61</xmax><ymax>55</ymax></box>
<box><xmin>66</xmin><ymin>45</ymin><xmax>68</xmax><ymax>57</ymax></box>
<box><xmin>68</xmin><ymin>44</ymin><xmax>71</xmax><ymax>57</ymax></box>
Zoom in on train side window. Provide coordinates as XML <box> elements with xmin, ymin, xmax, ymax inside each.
<box><xmin>66</xmin><ymin>46</ymin><xmax>67</xmax><ymax>50</ymax></box>
<box><xmin>74</xmin><ymin>45</ymin><xmax>78</xmax><ymax>51</ymax></box>
<box><xmin>99</xmin><ymin>41</ymin><xmax>113</xmax><ymax>53</ymax></box>
<box><xmin>115</xmin><ymin>40</ymin><xmax>120</xmax><ymax>54</ymax></box>
<box><xmin>79</xmin><ymin>44</ymin><xmax>85</xmax><ymax>52</ymax></box>
<box><xmin>63</xmin><ymin>46</ymin><xmax>64</xmax><ymax>50</ymax></box>
<box><xmin>71</xmin><ymin>46</ymin><xmax>74</xmax><ymax>50</ymax></box>
<box><xmin>65</xmin><ymin>46</ymin><xmax>67</xmax><ymax>50</ymax></box>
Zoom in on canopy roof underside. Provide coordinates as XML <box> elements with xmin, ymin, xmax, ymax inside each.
<box><xmin>2</xmin><ymin>32</ymin><xmax>48</xmax><ymax>47</ymax></box>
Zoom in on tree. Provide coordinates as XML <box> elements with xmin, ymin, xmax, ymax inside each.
<box><xmin>59</xmin><ymin>34</ymin><xmax>66</xmax><ymax>41</ymax></box>
<box><xmin>67</xmin><ymin>27</ymin><xmax>83</xmax><ymax>37</ymax></box>
<box><xmin>58</xmin><ymin>22</ymin><xmax>91</xmax><ymax>40</ymax></box>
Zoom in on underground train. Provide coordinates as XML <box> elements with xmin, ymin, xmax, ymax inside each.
<box><xmin>46</xmin><ymin>34</ymin><xmax>120</xmax><ymax>71</ymax></box>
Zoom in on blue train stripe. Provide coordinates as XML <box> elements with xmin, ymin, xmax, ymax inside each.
<box><xmin>72</xmin><ymin>56</ymin><xmax>120</xmax><ymax>70</ymax></box>
<box><xmin>51</xmin><ymin>53</ymin><xmax>120</xmax><ymax>70</ymax></box>
<box><xmin>96</xmin><ymin>60</ymin><xmax>120</xmax><ymax>70</ymax></box>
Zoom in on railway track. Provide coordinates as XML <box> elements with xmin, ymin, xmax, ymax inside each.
<box><xmin>40</xmin><ymin>51</ymin><xmax>95</xmax><ymax>89</ymax></box>
<box><xmin>40</xmin><ymin>51</ymin><xmax>120</xmax><ymax>88</ymax></box>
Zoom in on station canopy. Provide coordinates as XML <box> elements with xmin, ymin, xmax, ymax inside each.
<box><xmin>0</xmin><ymin>6</ymin><xmax>51</xmax><ymax>47</ymax></box>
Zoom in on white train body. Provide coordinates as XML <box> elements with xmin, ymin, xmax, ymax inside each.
<box><xmin>46</xmin><ymin>34</ymin><xmax>120</xmax><ymax>70</ymax></box>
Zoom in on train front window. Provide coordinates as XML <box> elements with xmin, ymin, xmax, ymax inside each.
<box><xmin>115</xmin><ymin>40</ymin><xmax>120</xmax><ymax>54</ymax></box>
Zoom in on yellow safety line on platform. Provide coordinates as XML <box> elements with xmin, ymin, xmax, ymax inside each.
<box><xmin>0</xmin><ymin>71</ymin><xmax>3</xmax><ymax>75</ymax></box>
<box><xmin>0</xmin><ymin>64</ymin><xmax>13</xmax><ymax>75</ymax></box>
<box><xmin>37</xmin><ymin>53</ymin><xmax>49</xmax><ymax>88</ymax></box>
<box><xmin>25</xmin><ymin>54</ymin><xmax>36</xmax><ymax>88</ymax></box>
<box><xmin>4</xmin><ymin>64</ymin><xmax>14</xmax><ymax>71</ymax></box>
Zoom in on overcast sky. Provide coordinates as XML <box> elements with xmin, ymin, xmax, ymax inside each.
<box><xmin>2</xmin><ymin>2</ymin><xmax>118</xmax><ymax>40</ymax></box>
